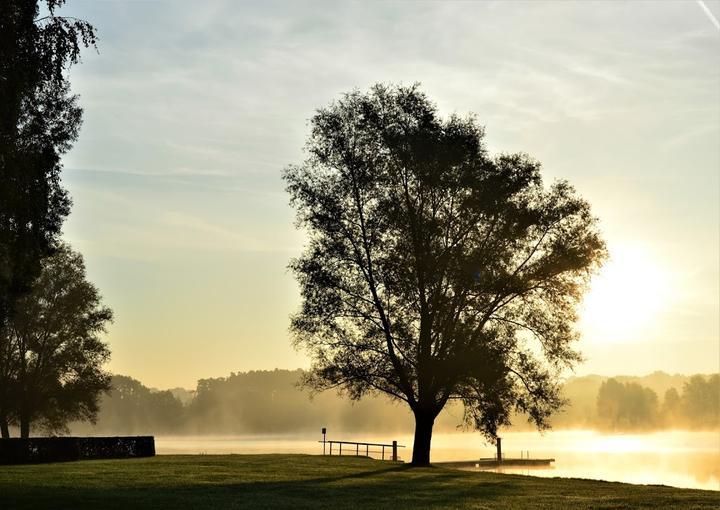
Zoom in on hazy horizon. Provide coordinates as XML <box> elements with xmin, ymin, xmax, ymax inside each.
<box><xmin>127</xmin><ymin>367</ymin><xmax>716</xmax><ymax>393</ymax></box>
<box><xmin>52</xmin><ymin>0</ymin><xmax>719</xmax><ymax>388</ymax></box>
<box><xmin>67</xmin><ymin>369</ymin><xmax>718</xmax><ymax>436</ymax></box>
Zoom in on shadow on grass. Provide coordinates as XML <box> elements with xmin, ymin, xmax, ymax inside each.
<box><xmin>2</xmin><ymin>456</ymin><xmax>717</xmax><ymax>510</ymax></box>
<box><xmin>1</xmin><ymin>463</ymin><xmax>517</xmax><ymax>510</ymax></box>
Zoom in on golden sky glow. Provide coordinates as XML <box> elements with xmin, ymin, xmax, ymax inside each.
<box><xmin>54</xmin><ymin>1</ymin><xmax>719</xmax><ymax>388</ymax></box>
<box><xmin>580</xmin><ymin>245</ymin><xmax>671</xmax><ymax>344</ymax></box>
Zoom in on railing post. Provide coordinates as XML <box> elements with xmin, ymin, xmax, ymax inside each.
<box><xmin>392</xmin><ymin>441</ymin><xmax>397</xmax><ymax>461</ymax></box>
<box><xmin>339</xmin><ymin>443</ymin><xmax>342</xmax><ymax>456</ymax></box>
<box><xmin>329</xmin><ymin>442</ymin><xmax>332</xmax><ymax>456</ymax></box>
<box><xmin>381</xmin><ymin>445</ymin><xmax>385</xmax><ymax>460</ymax></box>
<box><xmin>366</xmin><ymin>444</ymin><xmax>369</xmax><ymax>457</ymax></box>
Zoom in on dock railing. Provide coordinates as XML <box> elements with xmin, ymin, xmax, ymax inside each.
<box><xmin>319</xmin><ymin>440</ymin><xmax>405</xmax><ymax>461</ymax></box>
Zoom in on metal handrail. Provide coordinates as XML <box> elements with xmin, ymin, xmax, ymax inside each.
<box><xmin>319</xmin><ymin>440</ymin><xmax>405</xmax><ymax>448</ymax></box>
<box><xmin>320</xmin><ymin>439</ymin><xmax>405</xmax><ymax>461</ymax></box>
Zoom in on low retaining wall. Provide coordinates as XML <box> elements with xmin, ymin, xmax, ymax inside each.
<box><xmin>0</xmin><ymin>436</ymin><xmax>155</xmax><ymax>464</ymax></box>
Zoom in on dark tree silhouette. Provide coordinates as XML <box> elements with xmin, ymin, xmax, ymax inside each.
<box><xmin>3</xmin><ymin>244</ymin><xmax>112</xmax><ymax>437</ymax></box>
<box><xmin>0</xmin><ymin>1</ymin><xmax>96</xmax><ymax>435</ymax></box>
<box><xmin>284</xmin><ymin>84</ymin><xmax>606</xmax><ymax>465</ymax></box>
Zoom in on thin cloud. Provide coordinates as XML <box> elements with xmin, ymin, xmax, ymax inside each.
<box><xmin>162</xmin><ymin>212</ymin><xmax>266</xmax><ymax>252</ymax></box>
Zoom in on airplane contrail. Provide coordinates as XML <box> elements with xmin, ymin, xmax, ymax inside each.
<box><xmin>697</xmin><ymin>0</ymin><xmax>720</xmax><ymax>31</ymax></box>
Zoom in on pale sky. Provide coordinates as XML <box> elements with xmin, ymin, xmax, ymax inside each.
<box><xmin>55</xmin><ymin>1</ymin><xmax>719</xmax><ymax>389</ymax></box>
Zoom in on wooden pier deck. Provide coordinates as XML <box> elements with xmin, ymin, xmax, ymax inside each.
<box><xmin>436</xmin><ymin>458</ymin><xmax>555</xmax><ymax>469</ymax></box>
<box><xmin>435</xmin><ymin>436</ymin><xmax>555</xmax><ymax>470</ymax></box>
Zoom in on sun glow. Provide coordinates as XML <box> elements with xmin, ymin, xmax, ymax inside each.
<box><xmin>579</xmin><ymin>246</ymin><xmax>670</xmax><ymax>343</ymax></box>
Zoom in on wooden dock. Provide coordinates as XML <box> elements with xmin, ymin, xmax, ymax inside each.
<box><xmin>436</xmin><ymin>458</ymin><xmax>555</xmax><ymax>469</ymax></box>
<box><xmin>435</xmin><ymin>436</ymin><xmax>554</xmax><ymax>470</ymax></box>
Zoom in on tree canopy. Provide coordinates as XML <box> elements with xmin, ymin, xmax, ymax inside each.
<box><xmin>284</xmin><ymin>84</ymin><xmax>606</xmax><ymax>464</ymax></box>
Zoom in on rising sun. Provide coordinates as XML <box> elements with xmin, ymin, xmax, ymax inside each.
<box><xmin>579</xmin><ymin>246</ymin><xmax>670</xmax><ymax>343</ymax></box>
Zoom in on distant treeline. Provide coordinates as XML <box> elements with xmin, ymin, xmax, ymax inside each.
<box><xmin>69</xmin><ymin>370</ymin><xmax>719</xmax><ymax>436</ymax></box>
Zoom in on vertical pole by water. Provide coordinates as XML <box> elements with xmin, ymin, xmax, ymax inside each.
<box><xmin>339</xmin><ymin>443</ymin><xmax>342</xmax><ymax>456</ymax></box>
<box><xmin>366</xmin><ymin>444</ymin><xmax>369</xmax><ymax>457</ymax></box>
<box><xmin>496</xmin><ymin>437</ymin><xmax>502</xmax><ymax>464</ymax></box>
<box><xmin>392</xmin><ymin>441</ymin><xmax>397</xmax><ymax>461</ymax></box>
<box><xmin>382</xmin><ymin>445</ymin><xmax>385</xmax><ymax>460</ymax></box>
<box><xmin>322</xmin><ymin>428</ymin><xmax>326</xmax><ymax>455</ymax></box>
<box><xmin>356</xmin><ymin>444</ymin><xmax>359</xmax><ymax>456</ymax></box>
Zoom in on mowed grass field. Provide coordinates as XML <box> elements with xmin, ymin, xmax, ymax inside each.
<box><xmin>0</xmin><ymin>454</ymin><xmax>717</xmax><ymax>509</ymax></box>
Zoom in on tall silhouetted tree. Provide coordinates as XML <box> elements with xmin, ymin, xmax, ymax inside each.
<box><xmin>4</xmin><ymin>244</ymin><xmax>112</xmax><ymax>437</ymax></box>
<box><xmin>0</xmin><ymin>1</ymin><xmax>97</xmax><ymax>435</ymax></box>
<box><xmin>284</xmin><ymin>84</ymin><xmax>606</xmax><ymax>465</ymax></box>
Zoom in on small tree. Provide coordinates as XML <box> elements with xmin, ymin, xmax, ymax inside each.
<box><xmin>5</xmin><ymin>244</ymin><xmax>112</xmax><ymax>437</ymax></box>
<box><xmin>284</xmin><ymin>84</ymin><xmax>606</xmax><ymax>465</ymax></box>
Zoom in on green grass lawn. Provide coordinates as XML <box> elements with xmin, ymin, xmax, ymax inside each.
<box><xmin>0</xmin><ymin>454</ymin><xmax>717</xmax><ymax>509</ymax></box>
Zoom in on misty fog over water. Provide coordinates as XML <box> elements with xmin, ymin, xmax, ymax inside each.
<box><xmin>60</xmin><ymin>370</ymin><xmax>718</xmax><ymax>490</ymax></box>
<box><xmin>155</xmin><ymin>430</ymin><xmax>719</xmax><ymax>491</ymax></box>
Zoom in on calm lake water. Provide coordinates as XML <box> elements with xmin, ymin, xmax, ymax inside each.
<box><xmin>155</xmin><ymin>430</ymin><xmax>720</xmax><ymax>491</ymax></box>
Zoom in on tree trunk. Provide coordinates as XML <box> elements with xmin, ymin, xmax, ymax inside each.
<box><xmin>411</xmin><ymin>410</ymin><xmax>436</xmax><ymax>466</ymax></box>
<box><xmin>19</xmin><ymin>409</ymin><xmax>30</xmax><ymax>438</ymax></box>
<box><xmin>0</xmin><ymin>415</ymin><xmax>9</xmax><ymax>439</ymax></box>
